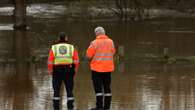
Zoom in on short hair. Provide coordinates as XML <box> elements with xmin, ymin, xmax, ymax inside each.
<box><xmin>94</xmin><ymin>26</ymin><xmax>105</xmax><ymax>35</ymax></box>
<box><xmin>59</xmin><ymin>32</ymin><xmax>66</xmax><ymax>40</ymax></box>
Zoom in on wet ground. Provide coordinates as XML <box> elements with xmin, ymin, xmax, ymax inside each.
<box><xmin>1</xmin><ymin>61</ymin><xmax>195</xmax><ymax>110</ymax></box>
<box><xmin>1</xmin><ymin>3</ymin><xmax>195</xmax><ymax>110</ymax></box>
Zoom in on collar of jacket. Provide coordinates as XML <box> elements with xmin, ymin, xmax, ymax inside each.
<box><xmin>96</xmin><ymin>35</ymin><xmax>108</xmax><ymax>39</ymax></box>
<box><xmin>52</xmin><ymin>41</ymin><xmax>69</xmax><ymax>45</ymax></box>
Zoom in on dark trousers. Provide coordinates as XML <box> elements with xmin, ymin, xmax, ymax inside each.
<box><xmin>92</xmin><ymin>70</ymin><xmax>112</xmax><ymax>110</ymax></box>
<box><xmin>52</xmin><ymin>65</ymin><xmax>75</xmax><ymax>110</ymax></box>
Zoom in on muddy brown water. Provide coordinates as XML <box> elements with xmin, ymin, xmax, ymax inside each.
<box><xmin>1</xmin><ymin>5</ymin><xmax>195</xmax><ymax>110</ymax></box>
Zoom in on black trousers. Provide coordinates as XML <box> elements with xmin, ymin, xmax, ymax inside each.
<box><xmin>92</xmin><ymin>70</ymin><xmax>112</xmax><ymax>109</ymax></box>
<box><xmin>52</xmin><ymin>65</ymin><xmax>75</xmax><ymax>110</ymax></box>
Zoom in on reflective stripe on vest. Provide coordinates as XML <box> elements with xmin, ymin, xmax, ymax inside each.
<box><xmin>94</xmin><ymin>53</ymin><xmax>113</xmax><ymax>57</ymax></box>
<box><xmin>93</xmin><ymin>57</ymin><xmax>113</xmax><ymax>61</ymax></box>
<box><xmin>93</xmin><ymin>53</ymin><xmax>113</xmax><ymax>61</ymax></box>
<box><xmin>92</xmin><ymin>39</ymin><xmax>114</xmax><ymax>62</ymax></box>
<box><xmin>52</xmin><ymin>43</ymin><xmax>74</xmax><ymax>65</ymax></box>
<box><xmin>48</xmin><ymin>61</ymin><xmax>53</xmax><ymax>64</ymax></box>
<box><xmin>73</xmin><ymin>59</ymin><xmax>79</xmax><ymax>63</ymax></box>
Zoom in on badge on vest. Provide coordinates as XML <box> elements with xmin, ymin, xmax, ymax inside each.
<box><xmin>59</xmin><ymin>46</ymin><xmax>67</xmax><ymax>55</ymax></box>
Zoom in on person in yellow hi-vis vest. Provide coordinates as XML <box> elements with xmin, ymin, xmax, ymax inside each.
<box><xmin>48</xmin><ymin>32</ymin><xmax>79</xmax><ymax>110</ymax></box>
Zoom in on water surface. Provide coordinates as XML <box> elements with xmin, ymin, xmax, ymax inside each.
<box><xmin>0</xmin><ymin>3</ymin><xmax>195</xmax><ymax>110</ymax></box>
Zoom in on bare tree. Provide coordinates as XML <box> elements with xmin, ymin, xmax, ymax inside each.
<box><xmin>13</xmin><ymin>0</ymin><xmax>27</xmax><ymax>30</ymax></box>
<box><xmin>102</xmin><ymin>0</ymin><xmax>129</xmax><ymax>21</ymax></box>
<box><xmin>115</xmin><ymin>0</ymin><xmax>128</xmax><ymax>20</ymax></box>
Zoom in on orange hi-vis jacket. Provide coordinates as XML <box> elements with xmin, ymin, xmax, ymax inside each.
<box><xmin>48</xmin><ymin>43</ymin><xmax>79</xmax><ymax>75</ymax></box>
<box><xmin>86</xmin><ymin>35</ymin><xmax>115</xmax><ymax>72</ymax></box>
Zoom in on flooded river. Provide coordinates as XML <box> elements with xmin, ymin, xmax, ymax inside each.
<box><xmin>1</xmin><ymin>3</ymin><xmax>195</xmax><ymax>110</ymax></box>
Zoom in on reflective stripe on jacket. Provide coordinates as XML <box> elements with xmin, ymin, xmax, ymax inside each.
<box><xmin>48</xmin><ymin>43</ymin><xmax>79</xmax><ymax>75</ymax></box>
<box><xmin>86</xmin><ymin>35</ymin><xmax>115</xmax><ymax>72</ymax></box>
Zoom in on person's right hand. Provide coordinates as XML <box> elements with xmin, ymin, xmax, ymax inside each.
<box><xmin>48</xmin><ymin>70</ymin><xmax>53</xmax><ymax>75</ymax></box>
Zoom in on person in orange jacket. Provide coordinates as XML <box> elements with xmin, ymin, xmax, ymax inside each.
<box><xmin>48</xmin><ymin>32</ymin><xmax>79</xmax><ymax>110</ymax></box>
<box><xmin>86</xmin><ymin>26</ymin><xmax>115</xmax><ymax>110</ymax></box>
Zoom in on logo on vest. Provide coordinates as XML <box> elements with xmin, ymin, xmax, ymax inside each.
<box><xmin>59</xmin><ymin>46</ymin><xmax>67</xmax><ymax>55</ymax></box>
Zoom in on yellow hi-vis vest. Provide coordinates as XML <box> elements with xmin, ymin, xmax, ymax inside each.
<box><xmin>52</xmin><ymin>43</ymin><xmax>74</xmax><ymax>65</ymax></box>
